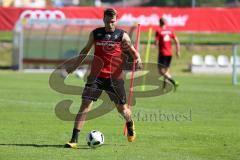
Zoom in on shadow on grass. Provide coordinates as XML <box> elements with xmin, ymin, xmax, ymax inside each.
<box><xmin>103</xmin><ymin>143</ymin><xmax>127</xmax><ymax>146</ymax></box>
<box><xmin>0</xmin><ymin>143</ymin><xmax>90</xmax><ymax>149</ymax></box>
<box><xmin>0</xmin><ymin>143</ymin><xmax>129</xmax><ymax>150</ymax></box>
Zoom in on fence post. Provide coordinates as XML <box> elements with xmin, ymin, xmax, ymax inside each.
<box><xmin>232</xmin><ymin>44</ymin><xmax>238</xmax><ymax>85</ymax></box>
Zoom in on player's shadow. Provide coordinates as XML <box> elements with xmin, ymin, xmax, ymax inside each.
<box><xmin>0</xmin><ymin>143</ymin><xmax>90</xmax><ymax>149</ymax></box>
<box><xmin>103</xmin><ymin>143</ymin><xmax>127</xmax><ymax>147</ymax></box>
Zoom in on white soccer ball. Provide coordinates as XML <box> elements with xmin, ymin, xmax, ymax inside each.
<box><xmin>86</xmin><ymin>130</ymin><xmax>104</xmax><ymax>148</ymax></box>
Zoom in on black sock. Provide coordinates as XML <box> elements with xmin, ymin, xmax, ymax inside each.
<box><xmin>168</xmin><ymin>78</ymin><xmax>176</xmax><ymax>85</ymax></box>
<box><xmin>126</xmin><ymin>120</ymin><xmax>134</xmax><ymax>135</ymax></box>
<box><xmin>70</xmin><ymin>128</ymin><xmax>80</xmax><ymax>143</ymax></box>
<box><xmin>126</xmin><ymin>120</ymin><xmax>133</xmax><ymax>128</ymax></box>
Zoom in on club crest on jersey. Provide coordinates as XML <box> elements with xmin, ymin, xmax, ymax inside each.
<box><xmin>104</xmin><ymin>34</ymin><xmax>111</xmax><ymax>40</ymax></box>
<box><xmin>114</xmin><ymin>34</ymin><xmax>118</xmax><ymax>39</ymax></box>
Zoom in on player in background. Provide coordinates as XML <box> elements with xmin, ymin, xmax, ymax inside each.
<box><xmin>155</xmin><ymin>17</ymin><xmax>180</xmax><ymax>91</ymax></box>
<box><xmin>64</xmin><ymin>8</ymin><xmax>142</xmax><ymax>148</ymax></box>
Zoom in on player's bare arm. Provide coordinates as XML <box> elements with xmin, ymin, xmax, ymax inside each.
<box><xmin>122</xmin><ymin>32</ymin><xmax>142</xmax><ymax>66</ymax></box>
<box><xmin>67</xmin><ymin>31</ymin><xmax>94</xmax><ymax>73</ymax></box>
<box><xmin>173</xmin><ymin>36</ymin><xmax>180</xmax><ymax>58</ymax></box>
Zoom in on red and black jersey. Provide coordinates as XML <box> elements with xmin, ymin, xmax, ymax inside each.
<box><xmin>155</xmin><ymin>27</ymin><xmax>176</xmax><ymax>56</ymax></box>
<box><xmin>90</xmin><ymin>27</ymin><xmax>125</xmax><ymax>79</ymax></box>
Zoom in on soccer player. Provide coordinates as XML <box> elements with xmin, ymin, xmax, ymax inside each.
<box><xmin>155</xmin><ymin>17</ymin><xmax>180</xmax><ymax>91</ymax></box>
<box><xmin>64</xmin><ymin>8</ymin><xmax>142</xmax><ymax>148</ymax></box>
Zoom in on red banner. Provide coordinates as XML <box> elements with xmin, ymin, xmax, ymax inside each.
<box><xmin>1</xmin><ymin>7</ymin><xmax>240</xmax><ymax>32</ymax></box>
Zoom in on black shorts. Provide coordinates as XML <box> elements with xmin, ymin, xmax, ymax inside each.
<box><xmin>158</xmin><ymin>55</ymin><xmax>172</xmax><ymax>68</ymax></box>
<box><xmin>82</xmin><ymin>76</ymin><xmax>126</xmax><ymax>105</ymax></box>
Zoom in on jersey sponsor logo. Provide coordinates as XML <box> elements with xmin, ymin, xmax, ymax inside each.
<box><xmin>96</xmin><ymin>41</ymin><xmax>118</xmax><ymax>52</ymax></box>
<box><xmin>96</xmin><ymin>41</ymin><xmax>116</xmax><ymax>47</ymax></box>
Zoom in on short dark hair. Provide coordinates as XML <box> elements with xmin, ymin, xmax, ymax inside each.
<box><xmin>104</xmin><ymin>8</ymin><xmax>117</xmax><ymax>18</ymax></box>
<box><xmin>159</xmin><ymin>17</ymin><xmax>166</xmax><ymax>26</ymax></box>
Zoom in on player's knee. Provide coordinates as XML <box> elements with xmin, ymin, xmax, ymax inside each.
<box><xmin>116</xmin><ymin>104</ymin><xmax>130</xmax><ymax>115</ymax></box>
<box><xmin>116</xmin><ymin>106</ymin><xmax>123</xmax><ymax>113</ymax></box>
<box><xmin>123</xmin><ymin>107</ymin><xmax>131</xmax><ymax>116</ymax></box>
<box><xmin>158</xmin><ymin>69</ymin><xmax>164</xmax><ymax>75</ymax></box>
<box><xmin>160</xmin><ymin>68</ymin><xmax>167</xmax><ymax>74</ymax></box>
<box><xmin>80</xmin><ymin>99</ymin><xmax>92</xmax><ymax>110</ymax></box>
<box><xmin>82</xmin><ymin>99</ymin><xmax>92</xmax><ymax>105</ymax></box>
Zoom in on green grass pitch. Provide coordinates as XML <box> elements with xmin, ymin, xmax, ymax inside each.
<box><xmin>0</xmin><ymin>71</ymin><xmax>240</xmax><ymax>160</ymax></box>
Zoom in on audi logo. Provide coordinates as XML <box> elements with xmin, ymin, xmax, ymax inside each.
<box><xmin>20</xmin><ymin>10</ymin><xmax>66</xmax><ymax>20</ymax></box>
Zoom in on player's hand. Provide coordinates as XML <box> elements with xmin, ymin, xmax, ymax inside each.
<box><xmin>136</xmin><ymin>57</ymin><xmax>143</xmax><ymax>69</ymax></box>
<box><xmin>176</xmin><ymin>51</ymin><xmax>181</xmax><ymax>59</ymax></box>
<box><xmin>154</xmin><ymin>41</ymin><xmax>157</xmax><ymax>46</ymax></box>
<box><xmin>66</xmin><ymin>64</ymin><xmax>77</xmax><ymax>74</ymax></box>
